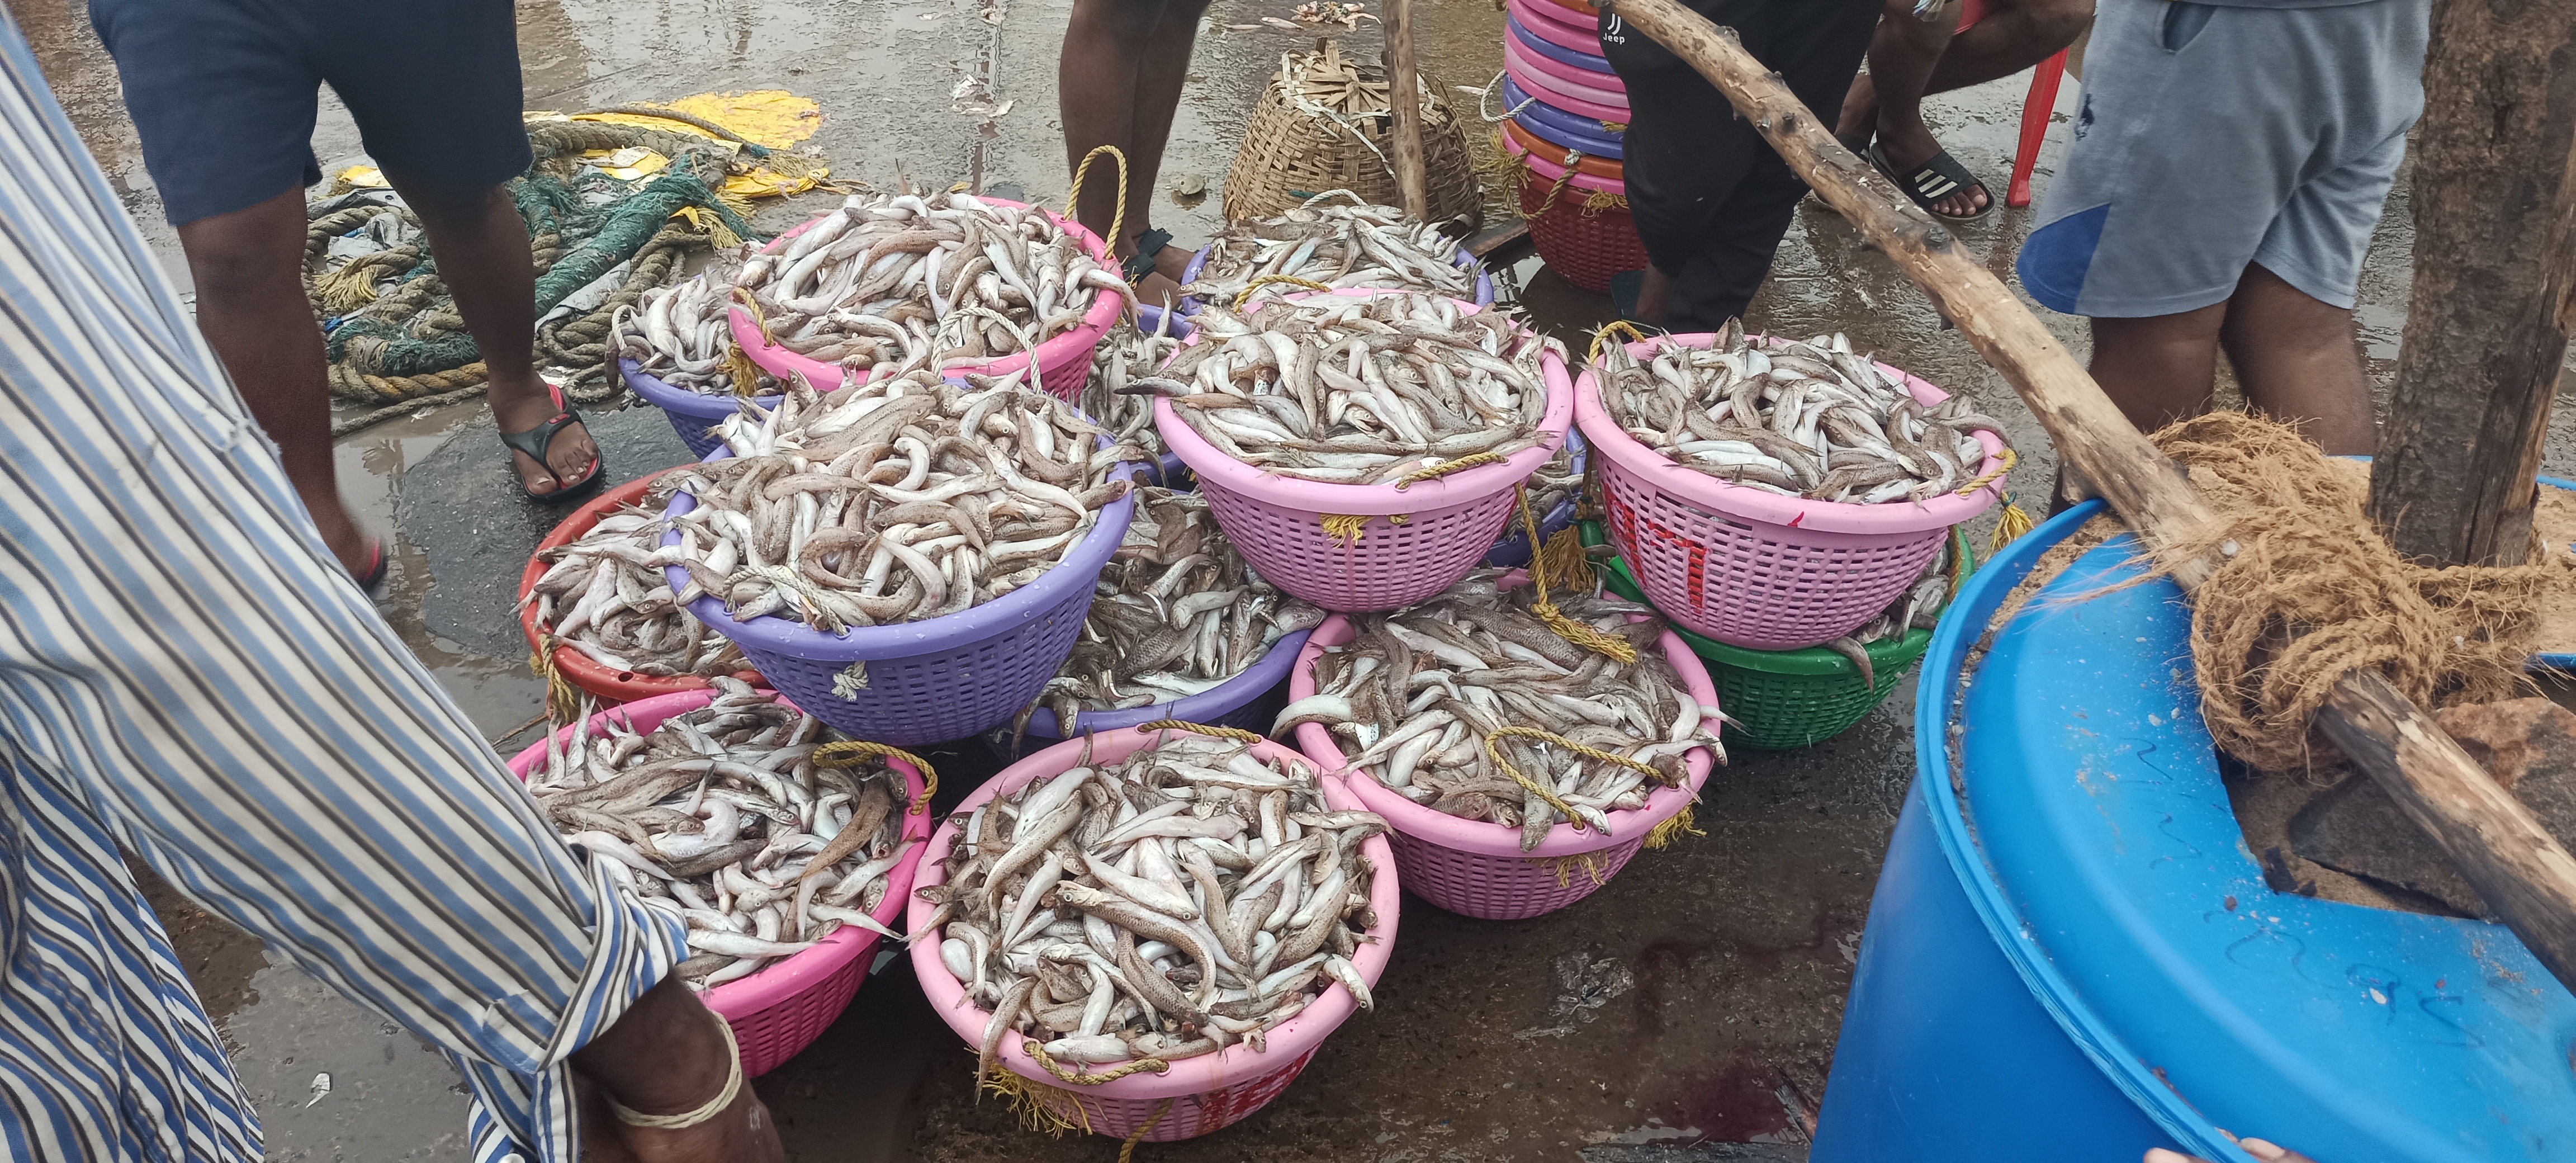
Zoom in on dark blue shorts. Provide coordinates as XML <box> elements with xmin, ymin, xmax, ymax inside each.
<box><xmin>90</xmin><ymin>0</ymin><xmax>532</xmax><ymax>226</ymax></box>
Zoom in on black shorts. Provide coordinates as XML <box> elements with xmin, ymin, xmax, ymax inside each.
<box><xmin>90</xmin><ymin>0</ymin><xmax>531</xmax><ymax>226</ymax></box>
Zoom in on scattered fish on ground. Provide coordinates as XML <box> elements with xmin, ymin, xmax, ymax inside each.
<box><xmin>1131</xmin><ymin>291</ymin><xmax>1557</xmax><ymax>484</ymax></box>
<box><xmin>1182</xmin><ymin>196</ymin><xmax>1471</xmax><ymax>306</ymax></box>
<box><xmin>1598</xmin><ymin>319</ymin><xmax>2005</xmax><ymax>502</ymax></box>
<box><xmin>923</xmin><ymin>729</ymin><xmax>1389</xmax><ymax>1074</ymax></box>
<box><xmin>732</xmin><ymin>190</ymin><xmax>1134</xmax><ymax>379</ymax></box>
<box><xmin>524</xmin><ymin>490</ymin><xmax>752</xmax><ymax>678</ymax></box>
<box><xmin>525</xmin><ymin>680</ymin><xmax>915</xmax><ymax>990</ymax></box>
<box><xmin>1279</xmin><ymin>572</ymin><xmax>1722</xmax><ymax>850</ymax></box>
<box><xmin>1026</xmin><ymin>488</ymin><xmax>1328</xmax><ymax>735</ymax></box>
<box><xmin>661</xmin><ymin>370</ymin><xmax>1142</xmax><ymax>632</ymax></box>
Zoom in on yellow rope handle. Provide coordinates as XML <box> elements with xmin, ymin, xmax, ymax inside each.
<box><xmin>1134</xmin><ymin>718</ymin><xmax>1266</xmax><ymax>746</ymax></box>
<box><xmin>1579</xmin><ymin>189</ymin><xmax>1630</xmax><ymax>217</ymax></box>
<box><xmin>1953</xmin><ymin>447</ymin><xmax>2034</xmax><ymax>554</ymax></box>
<box><xmin>527</xmin><ymin>629</ymin><xmax>583</xmax><ymax>727</ymax></box>
<box><xmin>812</xmin><ymin>739</ymin><xmax>940</xmax><ymax>816</ymax></box>
<box><xmin>1524</xmin><ymin>850</ymin><xmax>1608</xmax><ymax>888</ymax></box>
<box><xmin>1021</xmin><ymin>1038</ymin><xmax>1171</xmax><ymax>1085</ymax></box>
<box><xmin>1065</xmin><ymin>144</ymin><xmax>1133</xmax><ymax>257</ymax></box>
<box><xmin>1585</xmin><ymin>319</ymin><xmax>1652</xmax><ymax>368</ymax></box>
<box><xmin>1491</xmin><ymin>722</ymin><xmax>1671</xmax><ymax>790</ymax></box>
<box><xmin>1232</xmin><ymin>273</ymin><xmax>1336</xmax><ymax>309</ymax></box>
<box><xmin>1536</xmin><ymin>154</ymin><xmax>1578</xmax><ymax>212</ymax></box>
<box><xmin>730</xmin><ymin>284</ymin><xmax>780</xmax><ymax>346</ymax></box>
<box><xmin>1516</xmin><ymin>484</ymin><xmax>1637</xmax><ymax>664</ymax></box>
<box><xmin>1955</xmin><ymin>446</ymin><xmax>2015</xmax><ymax>498</ymax></box>
<box><xmin>1482</xmin><ymin>729</ymin><xmax>1588</xmax><ymax>833</ymax></box>
<box><xmin>1394</xmin><ymin>450</ymin><xmax>1505</xmax><ymax>490</ymax></box>
<box><xmin>1117</xmin><ymin>1098</ymin><xmax>1177</xmax><ymax>1163</ymax></box>
<box><xmin>1319</xmin><ymin>513</ymin><xmax>1370</xmax><ymax>545</ymax></box>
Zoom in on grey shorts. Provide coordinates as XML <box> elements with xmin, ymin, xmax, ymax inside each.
<box><xmin>2015</xmin><ymin>0</ymin><xmax>2430</xmax><ymax>317</ymax></box>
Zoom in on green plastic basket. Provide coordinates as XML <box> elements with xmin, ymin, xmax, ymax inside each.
<box><xmin>1576</xmin><ymin>521</ymin><xmax>1961</xmax><ymax>750</ymax></box>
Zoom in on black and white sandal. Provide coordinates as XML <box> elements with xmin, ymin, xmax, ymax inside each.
<box><xmin>1868</xmin><ymin>143</ymin><xmax>1995</xmax><ymax>222</ymax></box>
<box><xmin>498</xmin><ymin>380</ymin><xmax>604</xmax><ymax>504</ymax></box>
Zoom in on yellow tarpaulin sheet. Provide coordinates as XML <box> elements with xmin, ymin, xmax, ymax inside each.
<box><xmin>556</xmin><ymin>90</ymin><xmax>830</xmax><ymax>200</ymax></box>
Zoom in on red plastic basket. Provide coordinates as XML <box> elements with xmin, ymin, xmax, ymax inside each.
<box><xmin>1518</xmin><ymin>167</ymin><xmax>1644</xmax><ymax>295</ymax></box>
<box><xmin>506</xmin><ymin>691</ymin><xmax>931</xmax><ymax>1075</ymax></box>
<box><xmin>518</xmin><ymin>471</ymin><xmax>764</xmax><ymax>704</ymax></box>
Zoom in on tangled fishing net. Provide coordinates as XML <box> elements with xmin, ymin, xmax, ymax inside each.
<box><xmin>2148</xmin><ymin>412</ymin><xmax>2576</xmax><ymax>772</ymax></box>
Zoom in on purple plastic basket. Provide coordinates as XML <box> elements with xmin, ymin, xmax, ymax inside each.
<box><xmin>1177</xmin><ymin>238</ymin><xmax>1495</xmax><ymax>317</ymax></box>
<box><xmin>1482</xmin><ymin>428</ymin><xmax>1589</xmax><ymax>569</ymax></box>
<box><xmin>1508</xmin><ymin>13</ymin><xmax>1609</xmax><ymax>73</ymax></box>
<box><xmin>1020</xmin><ymin>627</ymin><xmax>1312</xmax><ymax>742</ymax></box>
<box><xmin>1503</xmin><ymin>77</ymin><xmax>1627</xmax><ymax>155</ymax></box>
<box><xmin>1129</xmin><ymin>305</ymin><xmax>1193</xmax><ymax>489</ymax></box>
<box><xmin>661</xmin><ymin>447</ymin><xmax>1140</xmax><ymax>746</ymax></box>
<box><xmin>622</xmin><ymin>358</ymin><xmax>780</xmax><ymax>458</ymax></box>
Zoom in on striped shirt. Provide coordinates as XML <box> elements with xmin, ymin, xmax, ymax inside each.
<box><xmin>0</xmin><ymin>10</ymin><xmax>684</xmax><ymax>1162</ymax></box>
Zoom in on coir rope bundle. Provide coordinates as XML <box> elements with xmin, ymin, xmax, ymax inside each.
<box><xmin>2147</xmin><ymin>411</ymin><xmax>2575</xmax><ymax>772</ymax></box>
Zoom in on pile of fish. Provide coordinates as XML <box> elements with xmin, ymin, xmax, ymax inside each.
<box><xmin>1182</xmin><ymin>198</ymin><xmax>1475</xmax><ymax>306</ymax></box>
<box><xmin>660</xmin><ymin>370</ymin><xmax>1139</xmax><ymax>632</ymax></box>
<box><xmin>1597</xmin><ymin>320</ymin><xmax>2005</xmax><ymax>503</ymax></box>
<box><xmin>612</xmin><ymin>266</ymin><xmax>767</xmax><ymax>396</ymax></box>
<box><xmin>732</xmin><ymin>190</ymin><xmax>1133</xmax><ymax>379</ymax></box>
<box><xmin>1139</xmin><ymin>291</ymin><xmax>1557</xmax><ymax>484</ymax></box>
<box><xmin>1079</xmin><ymin>310</ymin><xmax>1188</xmax><ymax>465</ymax></box>
<box><xmin>922</xmin><ymin>730</ymin><xmax>1389</xmax><ymax>1073</ymax></box>
<box><xmin>524</xmin><ymin>680</ymin><xmax>915</xmax><ymax>989</ymax></box>
<box><xmin>1518</xmin><ymin>440</ymin><xmax>1583</xmax><ymax>532</ymax></box>
<box><xmin>1030</xmin><ymin>489</ymin><xmax>1328</xmax><ymax>734</ymax></box>
<box><xmin>1278</xmin><ymin>572</ymin><xmax>1720</xmax><ymax>850</ymax></box>
<box><xmin>525</xmin><ymin>495</ymin><xmax>751</xmax><ymax>678</ymax></box>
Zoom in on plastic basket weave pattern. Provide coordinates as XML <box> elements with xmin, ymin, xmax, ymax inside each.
<box><xmin>1288</xmin><ymin>590</ymin><xmax>1718</xmax><ymax>920</ymax></box>
<box><xmin>1517</xmin><ymin>167</ymin><xmax>1642</xmax><ymax>295</ymax></box>
<box><xmin>908</xmin><ymin>726</ymin><xmax>1400</xmax><ymax>1141</ymax></box>
<box><xmin>622</xmin><ymin>358</ymin><xmax>777</xmax><ymax>458</ymax></box>
<box><xmin>1576</xmin><ymin>335</ymin><xmax>2002</xmax><ymax>651</ymax></box>
<box><xmin>729</xmin><ymin>198</ymin><xmax>1122</xmax><ymax>401</ymax></box>
<box><xmin>505</xmin><ymin>691</ymin><xmax>931</xmax><ymax>1075</ymax></box>
<box><xmin>1153</xmin><ymin>295</ymin><xmax>1573</xmax><ymax>612</ymax></box>
<box><xmin>1482</xmin><ymin>430</ymin><xmax>1587</xmax><ymax>569</ymax></box>
<box><xmin>662</xmin><ymin>450</ymin><xmax>1138</xmax><ymax>745</ymax></box>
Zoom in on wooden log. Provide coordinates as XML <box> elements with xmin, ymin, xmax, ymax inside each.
<box><xmin>1381</xmin><ymin>0</ymin><xmax>1431</xmax><ymax>220</ymax></box>
<box><xmin>1597</xmin><ymin>0</ymin><xmax>2576</xmax><ymax>995</ymax></box>
<box><xmin>2366</xmin><ymin>2</ymin><xmax>2576</xmax><ymax>567</ymax></box>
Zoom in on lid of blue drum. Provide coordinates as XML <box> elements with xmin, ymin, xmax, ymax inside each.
<box><xmin>1953</xmin><ymin>518</ymin><xmax>2576</xmax><ymax>1162</ymax></box>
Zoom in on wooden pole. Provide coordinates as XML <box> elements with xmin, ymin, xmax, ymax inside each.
<box><xmin>1382</xmin><ymin>0</ymin><xmax>1431</xmax><ymax>220</ymax></box>
<box><xmin>1596</xmin><ymin>0</ymin><xmax>2576</xmax><ymax>996</ymax></box>
<box><xmin>2365</xmin><ymin>3</ymin><xmax>2576</xmax><ymax>567</ymax></box>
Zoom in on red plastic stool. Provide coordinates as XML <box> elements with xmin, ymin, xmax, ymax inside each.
<box><xmin>1953</xmin><ymin>0</ymin><xmax>2071</xmax><ymax>209</ymax></box>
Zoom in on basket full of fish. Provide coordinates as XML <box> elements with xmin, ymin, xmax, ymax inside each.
<box><xmin>1176</xmin><ymin>192</ymin><xmax>1493</xmax><ymax>315</ymax></box>
<box><xmin>1574</xmin><ymin>324</ymin><xmax>2007</xmax><ymax>651</ymax></box>
<box><xmin>728</xmin><ymin>190</ymin><xmax>1131</xmax><ymax>401</ymax></box>
<box><xmin>508</xmin><ymin>684</ymin><xmax>932</xmax><ymax>1075</ymax></box>
<box><xmin>657</xmin><ymin>371</ymin><xmax>1142</xmax><ymax>745</ymax></box>
<box><xmin>1282</xmin><ymin>571</ymin><xmax>1721</xmax><ymax>919</ymax></box>
<box><xmin>1145</xmin><ymin>290</ymin><xmax>1573</xmax><ymax>612</ymax></box>
<box><xmin>520</xmin><ymin>471</ymin><xmax>761</xmax><ymax>704</ymax></box>
<box><xmin>1016</xmin><ymin>487</ymin><xmax>1329</xmax><ymax>744</ymax></box>
<box><xmin>907</xmin><ymin>723</ymin><xmax>1399</xmax><ymax>1141</ymax></box>
<box><xmin>612</xmin><ymin>265</ymin><xmax>780</xmax><ymax>457</ymax></box>
<box><xmin>1082</xmin><ymin>305</ymin><xmax>1192</xmax><ymax>487</ymax></box>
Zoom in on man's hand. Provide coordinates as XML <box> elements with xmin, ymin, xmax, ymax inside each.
<box><xmin>571</xmin><ymin>976</ymin><xmax>784</xmax><ymax>1163</ymax></box>
<box><xmin>2148</xmin><ymin>1140</ymin><xmax>2318</xmax><ymax>1163</ymax></box>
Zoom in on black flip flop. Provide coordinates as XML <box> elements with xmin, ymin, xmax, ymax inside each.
<box><xmin>1121</xmin><ymin>227</ymin><xmax>1175</xmax><ymax>283</ymax></box>
<box><xmin>499</xmin><ymin>380</ymin><xmax>604</xmax><ymax>504</ymax></box>
<box><xmin>1868</xmin><ymin>142</ymin><xmax>1995</xmax><ymax>222</ymax></box>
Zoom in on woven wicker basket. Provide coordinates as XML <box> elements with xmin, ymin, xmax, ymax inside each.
<box><xmin>1223</xmin><ymin>41</ymin><xmax>1482</xmax><ymax>225</ymax></box>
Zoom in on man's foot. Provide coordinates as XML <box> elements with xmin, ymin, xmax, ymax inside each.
<box><xmin>1871</xmin><ymin>117</ymin><xmax>1991</xmax><ymax>219</ymax></box>
<box><xmin>1120</xmin><ymin>225</ymin><xmax>1194</xmax><ymax>311</ymax></box>
<box><xmin>307</xmin><ymin>499</ymin><xmax>378</xmax><ymax>581</ymax></box>
<box><xmin>490</xmin><ymin>372</ymin><xmax>602</xmax><ymax>499</ymax></box>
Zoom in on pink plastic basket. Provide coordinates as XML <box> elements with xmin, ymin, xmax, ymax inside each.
<box><xmin>728</xmin><ymin>198</ymin><xmax>1125</xmax><ymax>401</ymax></box>
<box><xmin>1575</xmin><ymin>335</ymin><xmax>2005</xmax><ymax>651</ymax></box>
<box><xmin>1503</xmin><ymin>32</ymin><xmax>1626</xmax><ymax>102</ymax></box>
<box><xmin>1505</xmin><ymin>129</ymin><xmax>1627</xmax><ymax>195</ymax></box>
<box><xmin>506</xmin><ymin>690</ymin><xmax>933</xmax><ymax>1076</ymax></box>
<box><xmin>1509</xmin><ymin>0</ymin><xmax>1601</xmax><ymax>37</ymax></box>
<box><xmin>907</xmin><ymin>725</ymin><xmax>1401</xmax><ymax>1141</ymax></box>
<box><xmin>1504</xmin><ymin>45</ymin><xmax>1628</xmax><ymax>123</ymax></box>
<box><xmin>1286</xmin><ymin>589</ymin><xmax>1719</xmax><ymax>920</ymax></box>
<box><xmin>1508</xmin><ymin>0</ymin><xmax>1608</xmax><ymax>54</ymax></box>
<box><xmin>1153</xmin><ymin>293</ymin><xmax>1573</xmax><ymax>612</ymax></box>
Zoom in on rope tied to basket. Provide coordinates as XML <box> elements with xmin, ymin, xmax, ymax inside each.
<box><xmin>1064</xmin><ymin>144</ymin><xmax>1133</xmax><ymax>256</ymax></box>
<box><xmin>1118</xmin><ymin>1099</ymin><xmax>1177</xmax><ymax>1163</ymax></box>
<box><xmin>1586</xmin><ymin>319</ymin><xmax>1652</xmax><ymax>368</ymax></box>
<box><xmin>1484</xmin><ymin>723</ymin><xmax>1674</xmax><ymax>841</ymax></box>
<box><xmin>1135</xmin><ymin>718</ymin><xmax>1268</xmax><ymax>747</ymax></box>
<box><xmin>725</xmin><ymin>286</ymin><xmax>774</xmax><ymax>396</ymax></box>
<box><xmin>811</xmin><ymin>739</ymin><xmax>939</xmax><ymax>816</ymax></box>
<box><xmin>977</xmin><ymin>1056</ymin><xmax>1088</xmax><ymax>1136</ymax></box>
<box><xmin>527</xmin><ymin>628</ymin><xmax>584</xmax><ymax>727</ymax></box>
<box><xmin>1395</xmin><ymin>451</ymin><xmax>1504</xmax><ymax>489</ymax></box>
<box><xmin>1579</xmin><ymin>189</ymin><xmax>1629</xmax><ymax>216</ymax></box>
<box><xmin>1954</xmin><ymin>447</ymin><xmax>2034</xmax><ymax>553</ymax></box>
<box><xmin>1232</xmin><ymin>273</ymin><xmax>1337</xmax><ymax>309</ymax></box>
<box><xmin>1517</xmin><ymin>483</ymin><xmax>1636</xmax><ymax>663</ymax></box>
<box><xmin>1021</xmin><ymin>1037</ymin><xmax>1172</xmax><ymax>1085</ymax></box>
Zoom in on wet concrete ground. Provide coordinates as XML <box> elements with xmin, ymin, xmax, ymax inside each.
<box><xmin>24</xmin><ymin>0</ymin><xmax>2576</xmax><ymax>1159</ymax></box>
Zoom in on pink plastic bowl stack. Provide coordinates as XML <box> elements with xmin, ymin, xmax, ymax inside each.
<box><xmin>1286</xmin><ymin>577</ymin><xmax>1721</xmax><ymax>920</ymax></box>
<box><xmin>506</xmin><ymin>690</ymin><xmax>933</xmax><ymax>1076</ymax></box>
<box><xmin>728</xmin><ymin>197</ymin><xmax>1125</xmax><ymax>401</ymax></box>
<box><xmin>1152</xmin><ymin>291</ymin><xmax>1575</xmax><ymax>613</ymax></box>
<box><xmin>908</xmin><ymin>725</ymin><xmax>1403</xmax><ymax>1141</ymax></box>
<box><xmin>1574</xmin><ymin>334</ymin><xmax>2006</xmax><ymax>651</ymax></box>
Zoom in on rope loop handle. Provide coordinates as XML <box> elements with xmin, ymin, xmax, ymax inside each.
<box><xmin>1065</xmin><ymin>144</ymin><xmax>1133</xmax><ymax>256</ymax></box>
<box><xmin>1231</xmin><ymin>274</ymin><xmax>1337</xmax><ymax>309</ymax></box>
<box><xmin>1021</xmin><ymin>1037</ymin><xmax>1171</xmax><ymax>1085</ymax></box>
<box><xmin>1394</xmin><ymin>450</ymin><xmax>1505</xmax><ymax>490</ymax></box>
<box><xmin>1118</xmin><ymin>1098</ymin><xmax>1177</xmax><ymax>1163</ymax></box>
<box><xmin>1516</xmin><ymin>483</ymin><xmax>1638</xmax><ymax>664</ymax></box>
<box><xmin>729</xmin><ymin>285</ymin><xmax>780</xmax><ymax>348</ymax></box>
<box><xmin>1490</xmin><ymin>722</ymin><xmax>1674</xmax><ymax>792</ymax></box>
<box><xmin>1134</xmin><ymin>717</ymin><xmax>1267</xmax><ymax>746</ymax></box>
<box><xmin>1954</xmin><ymin>446</ymin><xmax>2016</xmax><ymax>498</ymax></box>
<box><xmin>812</xmin><ymin>739</ymin><xmax>940</xmax><ymax>816</ymax></box>
<box><xmin>1585</xmin><ymin>319</ymin><xmax>1653</xmax><ymax>368</ymax></box>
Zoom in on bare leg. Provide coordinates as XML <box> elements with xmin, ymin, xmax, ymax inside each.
<box><xmin>2219</xmin><ymin>263</ymin><xmax>2375</xmax><ymax>455</ymax></box>
<box><xmin>1061</xmin><ymin>0</ymin><xmax>1208</xmax><ymax>308</ymax></box>
<box><xmin>1635</xmin><ymin>264</ymin><xmax>1675</xmax><ymax>328</ymax></box>
<box><xmin>2088</xmin><ymin>302</ymin><xmax>2228</xmax><ymax>437</ymax></box>
<box><xmin>176</xmin><ymin>186</ymin><xmax>370</xmax><ymax>576</ymax></box>
<box><xmin>571</xmin><ymin>976</ymin><xmax>782</xmax><ymax>1162</ymax></box>
<box><xmin>382</xmin><ymin>175</ymin><xmax>596</xmax><ymax>495</ymax></box>
<box><xmin>1852</xmin><ymin>0</ymin><xmax>2092</xmax><ymax>218</ymax></box>
<box><xmin>1855</xmin><ymin>3</ymin><xmax>1974</xmax><ymax>215</ymax></box>
<box><xmin>1125</xmin><ymin>0</ymin><xmax>1213</xmax><ymax>289</ymax></box>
